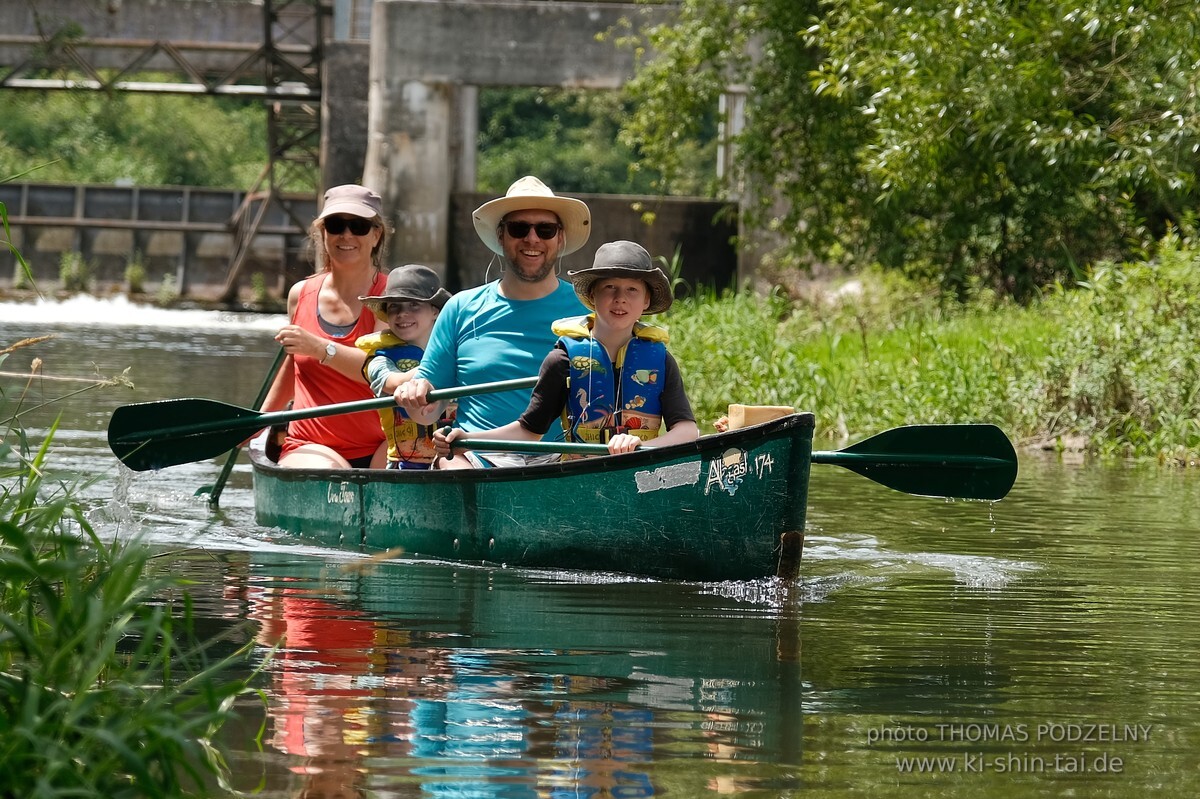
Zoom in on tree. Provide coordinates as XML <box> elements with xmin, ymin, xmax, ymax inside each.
<box><xmin>476</xmin><ymin>87</ymin><xmax>712</xmax><ymax>196</ymax></box>
<box><xmin>0</xmin><ymin>90</ymin><xmax>267</xmax><ymax>188</ymax></box>
<box><xmin>622</xmin><ymin>0</ymin><xmax>1200</xmax><ymax>300</ymax></box>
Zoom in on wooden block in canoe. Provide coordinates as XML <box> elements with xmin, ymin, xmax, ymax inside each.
<box><xmin>727</xmin><ymin>404</ymin><xmax>796</xmax><ymax>430</ymax></box>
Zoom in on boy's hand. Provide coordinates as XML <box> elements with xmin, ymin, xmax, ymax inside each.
<box><xmin>433</xmin><ymin>426</ymin><xmax>467</xmax><ymax>458</ymax></box>
<box><xmin>607</xmin><ymin>433</ymin><xmax>642</xmax><ymax>455</ymax></box>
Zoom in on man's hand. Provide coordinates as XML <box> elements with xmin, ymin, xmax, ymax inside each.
<box><xmin>395</xmin><ymin>378</ymin><xmax>442</xmax><ymax>425</ymax></box>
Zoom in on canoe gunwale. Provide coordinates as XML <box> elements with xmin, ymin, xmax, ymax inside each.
<box><xmin>249</xmin><ymin>411</ymin><xmax>816</xmax><ymax>485</ymax></box>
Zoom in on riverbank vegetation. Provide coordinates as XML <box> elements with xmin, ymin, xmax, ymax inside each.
<box><xmin>0</xmin><ymin>92</ymin><xmax>266</xmax><ymax>189</ymax></box>
<box><xmin>669</xmin><ymin>229</ymin><xmax>1200</xmax><ymax>463</ymax></box>
<box><xmin>0</xmin><ymin>356</ymin><xmax>261</xmax><ymax>795</ymax></box>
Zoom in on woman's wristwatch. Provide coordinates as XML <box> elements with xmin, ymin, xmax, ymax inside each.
<box><xmin>320</xmin><ymin>342</ymin><xmax>336</xmax><ymax>364</ymax></box>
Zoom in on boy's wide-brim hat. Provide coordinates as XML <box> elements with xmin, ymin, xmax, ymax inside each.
<box><xmin>472</xmin><ymin>176</ymin><xmax>591</xmax><ymax>256</ymax></box>
<box><xmin>567</xmin><ymin>240</ymin><xmax>673</xmax><ymax>315</ymax></box>
<box><xmin>359</xmin><ymin>264</ymin><xmax>451</xmax><ymax>322</ymax></box>
<box><xmin>317</xmin><ymin>184</ymin><xmax>382</xmax><ymax>220</ymax></box>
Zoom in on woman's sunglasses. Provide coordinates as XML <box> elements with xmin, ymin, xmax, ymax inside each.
<box><xmin>324</xmin><ymin>216</ymin><xmax>376</xmax><ymax>236</ymax></box>
<box><xmin>502</xmin><ymin>221</ymin><xmax>562</xmax><ymax>240</ymax></box>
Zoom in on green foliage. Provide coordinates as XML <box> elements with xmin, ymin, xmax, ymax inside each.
<box><xmin>251</xmin><ymin>271</ymin><xmax>268</xmax><ymax>304</ymax></box>
<box><xmin>125</xmin><ymin>252</ymin><xmax>147</xmax><ymax>294</ymax></box>
<box><xmin>2</xmin><ymin>199</ymin><xmax>36</xmax><ymax>293</ymax></box>
<box><xmin>0</xmin><ymin>90</ymin><xmax>267</xmax><ymax>188</ymax></box>
<box><xmin>625</xmin><ymin>0</ymin><xmax>1200</xmax><ymax>300</ymax></box>
<box><xmin>158</xmin><ymin>272</ymin><xmax>180</xmax><ymax>304</ymax></box>
<box><xmin>618</xmin><ymin>2</ymin><xmax>733</xmax><ymax>197</ymax></box>
<box><xmin>655</xmin><ymin>243</ymin><xmax>686</xmax><ymax>294</ymax></box>
<box><xmin>9</xmin><ymin>262</ymin><xmax>30</xmax><ymax>290</ymax></box>
<box><xmin>0</xmin><ymin>413</ymin><xmax>260</xmax><ymax>796</ymax></box>
<box><xmin>1033</xmin><ymin>231</ymin><xmax>1200</xmax><ymax>459</ymax></box>
<box><xmin>477</xmin><ymin>87</ymin><xmax>711</xmax><ymax>195</ymax></box>
<box><xmin>58</xmin><ymin>251</ymin><xmax>90</xmax><ymax>292</ymax></box>
<box><xmin>665</xmin><ymin>231</ymin><xmax>1200</xmax><ymax>461</ymax></box>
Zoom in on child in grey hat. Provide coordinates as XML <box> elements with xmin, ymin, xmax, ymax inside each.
<box><xmin>356</xmin><ymin>264</ymin><xmax>453</xmax><ymax>468</ymax></box>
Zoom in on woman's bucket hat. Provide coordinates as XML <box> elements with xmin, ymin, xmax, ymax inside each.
<box><xmin>317</xmin><ymin>184</ymin><xmax>383</xmax><ymax>220</ymax></box>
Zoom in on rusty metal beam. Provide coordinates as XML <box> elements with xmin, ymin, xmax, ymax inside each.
<box><xmin>0</xmin><ymin>1</ymin><xmax>328</xmax><ymax>302</ymax></box>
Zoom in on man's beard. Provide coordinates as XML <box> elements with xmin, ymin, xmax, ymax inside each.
<box><xmin>506</xmin><ymin>257</ymin><xmax>555</xmax><ymax>284</ymax></box>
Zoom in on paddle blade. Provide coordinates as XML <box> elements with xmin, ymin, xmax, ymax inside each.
<box><xmin>108</xmin><ymin>399</ymin><xmax>260</xmax><ymax>471</ymax></box>
<box><xmin>812</xmin><ymin>424</ymin><xmax>1018</xmax><ymax>501</ymax></box>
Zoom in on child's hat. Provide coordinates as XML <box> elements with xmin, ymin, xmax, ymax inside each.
<box><xmin>360</xmin><ymin>264</ymin><xmax>451</xmax><ymax>322</ymax></box>
<box><xmin>567</xmin><ymin>240</ymin><xmax>673</xmax><ymax>314</ymax></box>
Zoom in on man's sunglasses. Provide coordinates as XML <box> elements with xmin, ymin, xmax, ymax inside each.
<box><xmin>324</xmin><ymin>216</ymin><xmax>376</xmax><ymax>236</ymax></box>
<box><xmin>502</xmin><ymin>221</ymin><xmax>562</xmax><ymax>240</ymax></box>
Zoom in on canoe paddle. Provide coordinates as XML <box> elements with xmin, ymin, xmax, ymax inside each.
<box><xmin>198</xmin><ymin>347</ymin><xmax>287</xmax><ymax>506</ymax></box>
<box><xmin>452</xmin><ymin>423</ymin><xmax>1018</xmax><ymax>501</ymax></box>
<box><xmin>108</xmin><ymin>376</ymin><xmax>539</xmax><ymax>472</ymax></box>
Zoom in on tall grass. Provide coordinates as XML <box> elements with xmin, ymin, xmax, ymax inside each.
<box><xmin>1</xmin><ymin>350</ymin><xmax>261</xmax><ymax>796</ymax></box>
<box><xmin>667</xmin><ymin>230</ymin><xmax>1200</xmax><ymax>461</ymax></box>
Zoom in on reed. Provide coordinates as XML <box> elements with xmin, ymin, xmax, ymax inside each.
<box><xmin>1</xmin><ymin>354</ymin><xmax>262</xmax><ymax>796</ymax></box>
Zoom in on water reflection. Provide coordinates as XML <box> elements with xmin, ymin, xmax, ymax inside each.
<box><xmin>209</xmin><ymin>553</ymin><xmax>804</xmax><ymax>797</ymax></box>
<box><xmin>243</xmin><ymin>581</ymin><xmax>377</xmax><ymax>797</ymax></box>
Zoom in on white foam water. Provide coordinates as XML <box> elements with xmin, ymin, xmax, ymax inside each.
<box><xmin>1</xmin><ymin>294</ymin><xmax>287</xmax><ymax>331</ymax></box>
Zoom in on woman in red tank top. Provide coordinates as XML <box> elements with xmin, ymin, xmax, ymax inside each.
<box><xmin>261</xmin><ymin>185</ymin><xmax>391</xmax><ymax>469</ymax></box>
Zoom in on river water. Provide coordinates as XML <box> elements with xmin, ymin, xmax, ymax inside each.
<box><xmin>3</xmin><ymin>296</ymin><xmax>1199</xmax><ymax>797</ymax></box>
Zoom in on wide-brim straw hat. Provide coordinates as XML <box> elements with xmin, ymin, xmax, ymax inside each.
<box><xmin>359</xmin><ymin>264</ymin><xmax>451</xmax><ymax>322</ymax></box>
<box><xmin>567</xmin><ymin>240</ymin><xmax>673</xmax><ymax>315</ymax></box>
<box><xmin>317</xmin><ymin>184</ymin><xmax>382</xmax><ymax>220</ymax></box>
<box><xmin>472</xmin><ymin>176</ymin><xmax>591</xmax><ymax>256</ymax></box>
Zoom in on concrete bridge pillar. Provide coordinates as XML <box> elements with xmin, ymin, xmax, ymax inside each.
<box><xmin>364</xmin><ymin>79</ymin><xmax>458</xmax><ymax>272</ymax></box>
<box><xmin>363</xmin><ymin>0</ymin><xmax>670</xmax><ymax>283</ymax></box>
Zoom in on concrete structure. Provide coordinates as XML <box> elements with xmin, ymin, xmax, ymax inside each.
<box><xmin>0</xmin><ymin>183</ymin><xmax>314</xmax><ymax>298</ymax></box>
<box><xmin>1</xmin><ymin>0</ymin><xmax>746</xmax><ymax>299</ymax></box>
<box><xmin>364</xmin><ymin>1</ymin><xmax>691</xmax><ymax>286</ymax></box>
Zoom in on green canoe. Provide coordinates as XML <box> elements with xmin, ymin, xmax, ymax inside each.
<box><xmin>251</xmin><ymin>413</ymin><xmax>816</xmax><ymax>582</ymax></box>
<box><xmin>106</xmin><ymin>386</ymin><xmax>1015</xmax><ymax>581</ymax></box>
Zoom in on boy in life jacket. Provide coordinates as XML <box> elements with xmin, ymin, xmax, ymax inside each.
<box><xmin>356</xmin><ymin>264</ymin><xmax>453</xmax><ymax>469</ymax></box>
<box><xmin>434</xmin><ymin>240</ymin><xmax>698</xmax><ymax>460</ymax></box>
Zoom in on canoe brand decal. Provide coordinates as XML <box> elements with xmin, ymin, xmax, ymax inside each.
<box><xmin>705</xmin><ymin>448</ymin><xmax>752</xmax><ymax>497</ymax></box>
<box><xmin>635</xmin><ymin>461</ymin><xmax>701</xmax><ymax>493</ymax></box>
<box><xmin>327</xmin><ymin>481</ymin><xmax>355</xmax><ymax>504</ymax></box>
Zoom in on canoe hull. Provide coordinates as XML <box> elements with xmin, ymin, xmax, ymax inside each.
<box><xmin>251</xmin><ymin>413</ymin><xmax>815</xmax><ymax>581</ymax></box>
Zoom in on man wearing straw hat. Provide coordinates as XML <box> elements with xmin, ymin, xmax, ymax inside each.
<box><xmin>396</xmin><ymin>176</ymin><xmax>590</xmax><ymax>468</ymax></box>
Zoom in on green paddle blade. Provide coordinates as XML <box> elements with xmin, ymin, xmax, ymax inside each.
<box><xmin>199</xmin><ymin>346</ymin><xmax>287</xmax><ymax>506</ymax></box>
<box><xmin>108</xmin><ymin>376</ymin><xmax>539</xmax><ymax>472</ymax></box>
<box><xmin>811</xmin><ymin>423</ymin><xmax>1017</xmax><ymax>501</ymax></box>
<box><xmin>109</xmin><ymin>398</ymin><xmax>266</xmax><ymax>472</ymax></box>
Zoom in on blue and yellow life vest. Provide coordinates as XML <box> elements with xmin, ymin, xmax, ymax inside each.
<box><xmin>355</xmin><ymin>331</ymin><xmax>439</xmax><ymax>466</ymax></box>
<box><xmin>551</xmin><ymin>314</ymin><xmax>669</xmax><ymax>444</ymax></box>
